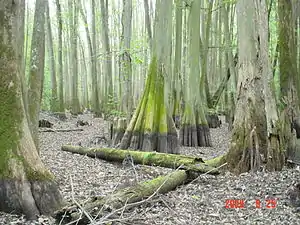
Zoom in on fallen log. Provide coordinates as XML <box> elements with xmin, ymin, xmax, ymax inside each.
<box><xmin>40</xmin><ymin>128</ymin><xmax>84</xmax><ymax>132</ymax></box>
<box><xmin>39</xmin><ymin>119</ymin><xmax>53</xmax><ymax>128</ymax></box>
<box><xmin>204</xmin><ymin>155</ymin><xmax>224</xmax><ymax>167</ymax></box>
<box><xmin>54</xmin><ymin>170</ymin><xmax>188</xmax><ymax>224</ymax></box>
<box><xmin>61</xmin><ymin>145</ymin><xmax>219</xmax><ymax>174</ymax></box>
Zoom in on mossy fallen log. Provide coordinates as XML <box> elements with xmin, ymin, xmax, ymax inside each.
<box><xmin>61</xmin><ymin>145</ymin><xmax>219</xmax><ymax>174</ymax></box>
<box><xmin>54</xmin><ymin>170</ymin><xmax>188</xmax><ymax>224</ymax></box>
<box><xmin>204</xmin><ymin>155</ymin><xmax>224</xmax><ymax>167</ymax></box>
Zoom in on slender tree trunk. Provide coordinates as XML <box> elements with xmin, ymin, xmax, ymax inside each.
<box><xmin>70</xmin><ymin>0</ymin><xmax>80</xmax><ymax>114</ymax></box>
<box><xmin>46</xmin><ymin>1</ymin><xmax>59</xmax><ymax>112</ymax></box>
<box><xmin>172</xmin><ymin>0</ymin><xmax>183</xmax><ymax>122</ymax></box>
<box><xmin>256</xmin><ymin>0</ymin><xmax>284</xmax><ymax>171</ymax></box>
<box><xmin>120</xmin><ymin>0</ymin><xmax>133</xmax><ymax>122</ymax></box>
<box><xmin>28</xmin><ymin>0</ymin><xmax>46</xmax><ymax>152</ymax></box>
<box><xmin>180</xmin><ymin>0</ymin><xmax>212</xmax><ymax>147</ymax></box>
<box><xmin>55</xmin><ymin>0</ymin><xmax>64</xmax><ymax>112</ymax></box>
<box><xmin>143</xmin><ymin>0</ymin><xmax>152</xmax><ymax>49</ymax></box>
<box><xmin>79</xmin><ymin>41</ymin><xmax>89</xmax><ymax>108</ymax></box>
<box><xmin>100</xmin><ymin>0</ymin><xmax>113</xmax><ymax>106</ymax></box>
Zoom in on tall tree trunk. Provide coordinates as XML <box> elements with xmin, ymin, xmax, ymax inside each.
<box><xmin>224</xmin><ymin>0</ymin><xmax>267</xmax><ymax>174</ymax></box>
<box><xmin>120</xmin><ymin>0</ymin><xmax>133</xmax><ymax>122</ymax></box>
<box><xmin>100</xmin><ymin>0</ymin><xmax>113</xmax><ymax>107</ymax></box>
<box><xmin>55</xmin><ymin>0</ymin><xmax>64</xmax><ymax>112</ymax></box>
<box><xmin>119</xmin><ymin>0</ymin><xmax>178</xmax><ymax>154</ymax></box>
<box><xmin>180</xmin><ymin>0</ymin><xmax>212</xmax><ymax>147</ymax></box>
<box><xmin>199</xmin><ymin>0</ymin><xmax>213</xmax><ymax>108</ymax></box>
<box><xmin>46</xmin><ymin>2</ymin><xmax>59</xmax><ymax>112</ymax></box>
<box><xmin>143</xmin><ymin>0</ymin><xmax>152</xmax><ymax>48</ymax></box>
<box><xmin>79</xmin><ymin>40</ymin><xmax>89</xmax><ymax>108</ymax></box>
<box><xmin>0</xmin><ymin>0</ymin><xmax>63</xmax><ymax>219</ymax></box>
<box><xmin>172</xmin><ymin>0</ymin><xmax>183</xmax><ymax>122</ymax></box>
<box><xmin>256</xmin><ymin>0</ymin><xmax>284</xmax><ymax>171</ymax></box>
<box><xmin>91</xmin><ymin>0</ymin><xmax>100</xmax><ymax>114</ymax></box>
<box><xmin>70</xmin><ymin>0</ymin><xmax>80</xmax><ymax>114</ymax></box>
<box><xmin>278</xmin><ymin>0</ymin><xmax>299</xmax><ymax>112</ymax></box>
<box><xmin>27</xmin><ymin>0</ymin><xmax>46</xmax><ymax>152</ymax></box>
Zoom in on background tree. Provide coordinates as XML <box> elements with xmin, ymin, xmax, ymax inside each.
<box><xmin>119</xmin><ymin>0</ymin><xmax>133</xmax><ymax>122</ymax></box>
<box><xmin>55</xmin><ymin>0</ymin><xmax>64</xmax><ymax>112</ymax></box>
<box><xmin>69</xmin><ymin>0</ymin><xmax>80</xmax><ymax>113</ymax></box>
<box><xmin>257</xmin><ymin>0</ymin><xmax>284</xmax><ymax>171</ymax></box>
<box><xmin>119</xmin><ymin>0</ymin><xmax>178</xmax><ymax>153</ymax></box>
<box><xmin>180</xmin><ymin>0</ymin><xmax>212</xmax><ymax>147</ymax></box>
<box><xmin>27</xmin><ymin>0</ymin><xmax>46</xmax><ymax>152</ymax></box>
<box><xmin>46</xmin><ymin>1</ymin><xmax>59</xmax><ymax>112</ymax></box>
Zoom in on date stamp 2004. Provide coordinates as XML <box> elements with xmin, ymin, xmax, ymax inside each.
<box><xmin>225</xmin><ymin>199</ymin><xmax>277</xmax><ymax>209</ymax></box>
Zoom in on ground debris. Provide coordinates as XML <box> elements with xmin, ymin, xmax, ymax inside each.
<box><xmin>1</xmin><ymin>116</ymin><xmax>300</xmax><ymax>224</ymax></box>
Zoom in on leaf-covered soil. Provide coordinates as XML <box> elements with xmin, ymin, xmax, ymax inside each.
<box><xmin>1</xmin><ymin>112</ymin><xmax>300</xmax><ymax>225</ymax></box>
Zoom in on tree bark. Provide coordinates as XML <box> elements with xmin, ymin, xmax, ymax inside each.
<box><xmin>224</xmin><ymin>0</ymin><xmax>267</xmax><ymax>174</ymax></box>
<box><xmin>46</xmin><ymin>1</ymin><xmax>59</xmax><ymax>112</ymax></box>
<box><xmin>180</xmin><ymin>0</ymin><xmax>212</xmax><ymax>147</ymax></box>
<box><xmin>120</xmin><ymin>0</ymin><xmax>133</xmax><ymax>121</ymax></box>
<box><xmin>278</xmin><ymin>0</ymin><xmax>299</xmax><ymax>111</ymax></box>
<box><xmin>257</xmin><ymin>0</ymin><xmax>284</xmax><ymax>171</ymax></box>
<box><xmin>143</xmin><ymin>0</ymin><xmax>152</xmax><ymax>48</ymax></box>
<box><xmin>27</xmin><ymin>0</ymin><xmax>46</xmax><ymax>152</ymax></box>
<box><xmin>0</xmin><ymin>0</ymin><xmax>63</xmax><ymax>219</ymax></box>
<box><xmin>119</xmin><ymin>0</ymin><xmax>178</xmax><ymax>153</ymax></box>
<box><xmin>55</xmin><ymin>0</ymin><xmax>64</xmax><ymax>112</ymax></box>
<box><xmin>100</xmin><ymin>0</ymin><xmax>113</xmax><ymax>104</ymax></box>
<box><xmin>69</xmin><ymin>0</ymin><xmax>80</xmax><ymax>114</ymax></box>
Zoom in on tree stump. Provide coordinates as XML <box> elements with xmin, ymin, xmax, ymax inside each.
<box><xmin>38</xmin><ymin>119</ymin><xmax>53</xmax><ymax>128</ymax></box>
<box><xmin>53</xmin><ymin>112</ymin><xmax>67</xmax><ymax>121</ymax></box>
<box><xmin>206</xmin><ymin>113</ymin><xmax>221</xmax><ymax>128</ymax></box>
<box><xmin>111</xmin><ymin>117</ymin><xmax>127</xmax><ymax>146</ymax></box>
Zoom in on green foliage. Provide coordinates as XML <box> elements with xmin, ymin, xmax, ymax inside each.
<box><xmin>130</xmin><ymin>38</ymin><xmax>147</xmax><ymax>67</ymax></box>
<box><xmin>104</xmin><ymin>94</ymin><xmax>126</xmax><ymax>117</ymax></box>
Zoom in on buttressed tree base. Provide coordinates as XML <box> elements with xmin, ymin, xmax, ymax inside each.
<box><xmin>0</xmin><ymin>0</ymin><xmax>63</xmax><ymax>219</ymax></box>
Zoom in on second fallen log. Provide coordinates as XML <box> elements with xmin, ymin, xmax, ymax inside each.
<box><xmin>61</xmin><ymin>145</ymin><xmax>219</xmax><ymax>174</ymax></box>
<box><xmin>54</xmin><ymin>170</ymin><xmax>187</xmax><ymax>224</ymax></box>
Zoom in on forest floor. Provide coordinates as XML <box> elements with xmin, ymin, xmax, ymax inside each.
<box><xmin>1</xmin><ymin>112</ymin><xmax>300</xmax><ymax>225</ymax></box>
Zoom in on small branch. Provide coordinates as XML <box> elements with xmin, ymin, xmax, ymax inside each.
<box><xmin>39</xmin><ymin>128</ymin><xmax>84</xmax><ymax>132</ymax></box>
<box><xmin>69</xmin><ymin>176</ymin><xmax>94</xmax><ymax>224</ymax></box>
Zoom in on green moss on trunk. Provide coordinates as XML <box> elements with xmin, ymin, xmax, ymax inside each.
<box><xmin>0</xmin><ymin>30</ymin><xmax>22</xmax><ymax>178</ymax></box>
<box><xmin>225</xmin><ymin>108</ymin><xmax>267</xmax><ymax>173</ymax></box>
<box><xmin>0</xmin><ymin>4</ymin><xmax>63</xmax><ymax>218</ymax></box>
<box><xmin>120</xmin><ymin>56</ymin><xmax>179</xmax><ymax>153</ymax></box>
